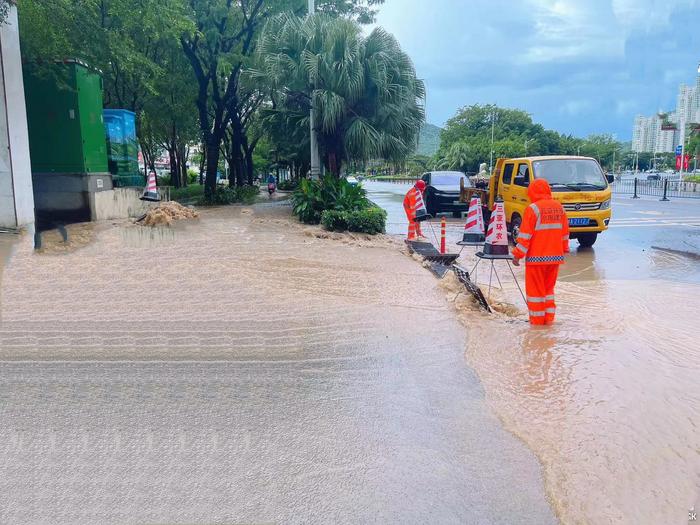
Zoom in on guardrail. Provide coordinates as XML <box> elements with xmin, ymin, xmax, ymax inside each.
<box><xmin>611</xmin><ymin>178</ymin><xmax>700</xmax><ymax>200</ymax></box>
<box><xmin>365</xmin><ymin>177</ymin><xmax>419</xmax><ymax>184</ymax></box>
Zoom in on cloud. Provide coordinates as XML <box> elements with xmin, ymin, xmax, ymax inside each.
<box><xmin>373</xmin><ymin>0</ymin><xmax>700</xmax><ymax>139</ymax></box>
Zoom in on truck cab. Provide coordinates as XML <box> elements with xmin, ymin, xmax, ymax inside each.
<box><xmin>489</xmin><ymin>156</ymin><xmax>613</xmax><ymax>247</ymax></box>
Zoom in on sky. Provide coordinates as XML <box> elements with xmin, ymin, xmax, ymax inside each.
<box><xmin>372</xmin><ymin>0</ymin><xmax>700</xmax><ymax>140</ymax></box>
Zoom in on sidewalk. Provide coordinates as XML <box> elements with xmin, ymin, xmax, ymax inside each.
<box><xmin>0</xmin><ymin>204</ymin><xmax>557</xmax><ymax>524</ymax></box>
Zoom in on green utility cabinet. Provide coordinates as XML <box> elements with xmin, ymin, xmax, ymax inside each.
<box><xmin>24</xmin><ymin>60</ymin><xmax>108</xmax><ymax>173</ymax></box>
<box><xmin>23</xmin><ymin>60</ymin><xmax>113</xmax><ymax>225</ymax></box>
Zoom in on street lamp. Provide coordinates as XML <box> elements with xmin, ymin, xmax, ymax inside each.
<box><xmin>488</xmin><ymin>107</ymin><xmax>497</xmax><ymax>172</ymax></box>
<box><xmin>308</xmin><ymin>0</ymin><xmax>321</xmax><ymax>179</ymax></box>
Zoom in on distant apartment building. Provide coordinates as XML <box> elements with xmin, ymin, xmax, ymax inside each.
<box><xmin>632</xmin><ymin>114</ymin><xmax>675</xmax><ymax>153</ymax></box>
<box><xmin>632</xmin><ymin>62</ymin><xmax>700</xmax><ymax>153</ymax></box>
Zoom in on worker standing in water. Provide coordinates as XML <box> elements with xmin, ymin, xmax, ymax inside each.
<box><xmin>512</xmin><ymin>179</ymin><xmax>569</xmax><ymax>325</ymax></box>
<box><xmin>403</xmin><ymin>180</ymin><xmax>427</xmax><ymax>240</ymax></box>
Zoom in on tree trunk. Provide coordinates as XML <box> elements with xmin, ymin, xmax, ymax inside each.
<box><xmin>204</xmin><ymin>131</ymin><xmax>222</xmax><ymax>198</ymax></box>
<box><xmin>199</xmin><ymin>144</ymin><xmax>206</xmax><ymax>185</ymax></box>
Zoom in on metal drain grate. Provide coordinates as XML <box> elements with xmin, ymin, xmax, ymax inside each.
<box><xmin>452</xmin><ymin>265</ymin><xmax>491</xmax><ymax>312</ymax></box>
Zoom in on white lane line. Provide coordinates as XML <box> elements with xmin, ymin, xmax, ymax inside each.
<box><xmin>612</xmin><ymin>216</ymin><xmax>700</xmax><ymax>222</ymax></box>
<box><xmin>608</xmin><ymin>222</ymin><xmax>700</xmax><ymax>228</ymax></box>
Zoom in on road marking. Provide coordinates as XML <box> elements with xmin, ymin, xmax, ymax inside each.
<box><xmin>608</xmin><ymin>222</ymin><xmax>700</xmax><ymax>228</ymax></box>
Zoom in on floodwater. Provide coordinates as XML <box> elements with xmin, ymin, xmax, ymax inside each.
<box><xmin>0</xmin><ymin>205</ymin><xmax>557</xmax><ymax>523</ymax></box>
<box><xmin>366</xmin><ymin>180</ymin><xmax>700</xmax><ymax>524</ymax></box>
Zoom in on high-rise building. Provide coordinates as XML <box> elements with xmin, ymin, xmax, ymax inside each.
<box><xmin>632</xmin><ymin>61</ymin><xmax>700</xmax><ymax>152</ymax></box>
<box><xmin>632</xmin><ymin>114</ymin><xmax>675</xmax><ymax>153</ymax></box>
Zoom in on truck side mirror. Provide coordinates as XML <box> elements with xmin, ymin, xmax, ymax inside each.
<box><xmin>606</xmin><ymin>174</ymin><xmax>615</xmax><ymax>183</ymax></box>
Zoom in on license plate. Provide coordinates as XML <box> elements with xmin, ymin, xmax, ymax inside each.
<box><xmin>569</xmin><ymin>218</ymin><xmax>590</xmax><ymax>226</ymax></box>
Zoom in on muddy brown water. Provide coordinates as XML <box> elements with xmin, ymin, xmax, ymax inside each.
<box><xmin>2</xmin><ymin>190</ymin><xmax>699</xmax><ymax>523</ymax></box>
<box><xmin>368</xmin><ymin>181</ymin><xmax>700</xmax><ymax>524</ymax></box>
<box><xmin>0</xmin><ymin>205</ymin><xmax>559</xmax><ymax>523</ymax></box>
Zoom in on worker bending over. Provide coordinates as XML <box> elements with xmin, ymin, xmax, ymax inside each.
<box><xmin>403</xmin><ymin>180</ymin><xmax>427</xmax><ymax>240</ymax></box>
<box><xmin>512</xmin><ymin>179</ymin><xmax>569</xmax><ymax>325</ymax></box>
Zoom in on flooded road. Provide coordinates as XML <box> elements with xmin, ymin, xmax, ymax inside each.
<box><xmin>367</xmin><ymin>181</ymin><xmax>700</xmax><ymax>524</ymax></box>
<box><xmin>0</xmin><ymin>205</ymin><xmax>556</xmax><ymax>524</ymax></box>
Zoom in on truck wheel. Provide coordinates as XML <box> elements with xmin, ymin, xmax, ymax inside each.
<box><xmin>509</xmin><ymin>215</ymin><xmax>522</xmax><ymax>246</ymax></box>
<box><xmin>577</xmin><ymin>233</ymin><xmax>597</xmax><ymax>248</ymax></box>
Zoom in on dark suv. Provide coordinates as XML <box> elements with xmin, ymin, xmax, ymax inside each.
<box><xmin>420</xmin><ymin>171</ymin><xmax>472</xmax><ymax>217</ymax></box>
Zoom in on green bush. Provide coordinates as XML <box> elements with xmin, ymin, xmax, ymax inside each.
<box><xmin>685</xmin><ymin>175</ymin><xmax>700</xmax><ymax>183</ymax></box>
<box><xmin>187</xmin><ymin>169</ymin><xmax>199</xmax><ymax>184</ymax></box>
<box><xmin>170</xmin><ymin>184</ymin><xmax>205</xmax><ymax>202</ymax></box>
<box><xmin>157</xmin><ymin>174</ymin><xmax>171</xmax><ymax>186</ymax></box>
<box><xmin>278</xmin><ymin>179</ymin><xmax>299</xmax><ymax>191</ymax></box>
<box><xmin>346</xmin><ymin>207</ymin><xmax>386</xmax><ymax>235</ymax></box>
<box><xmin>197</xmin><ymin>185</ymin><xmax>260</xmax><ymax>206</ymax></box>
<box><xmin>321</xmin><ymin>210</ymin><xmax>349</xmax><ymax>231</ymax></box>
<box><xmin>236</xmin><ymin>185</ymin><xmax>260</xmax><ymax>204</ymax></box>
<box><xmin>292</xmin><ymin>176</ymin><xmax>369</xmax><ymax>224</ymax></box>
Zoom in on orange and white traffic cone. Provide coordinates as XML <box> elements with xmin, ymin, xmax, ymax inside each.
<box><xmin>413</xmin><ymin>191</ymin><xmax>431</xmax><ymax>222</ymax></box>
<box><xmin>481</xmin><ymin>198</ymin><xmax>510</xmax><ymax>258</ymax></box>
<box><xmin>457</xmin><ymin>196</ymin><xmax>485</xmax><ymax>246</ymax></box>
<box><xmin>140</xmin><ymin>170</ymin><xmax>161</xmax><ymax>202</ymax></box>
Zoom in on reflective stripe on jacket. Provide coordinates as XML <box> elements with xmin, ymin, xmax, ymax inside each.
<box><xmin>403</xmin><ymin>188</ymin><xmax>418</xmax><ymax>219</ymax></box>
<box><xmin>512</xmin><ymin>179</ymin><xmax>570</xmax><ymax>266</ymax></box>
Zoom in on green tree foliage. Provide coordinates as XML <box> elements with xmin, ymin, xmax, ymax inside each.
<box><xmin>180</xmin><ymin>0</ymin><xmax>386</xmax><ymax>196</ymax></box>
<box><xmin>18</xmin><ymin>0</ymin><xmax>197</xmax><ymax>185</ymax></box>
<box><xmin>253</xmin><ymin>13</ymin><xmax>425</xmax><ymax>176</ymax></box>
<box><xmin>437</xmin><ymin>104</ymin><xmax>624</xmax><ymax>173</ymax></box>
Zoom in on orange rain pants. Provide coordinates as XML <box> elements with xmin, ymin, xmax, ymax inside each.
<box><xmin>403</xmin><ymin>189</ymin><xmax>423</xmax><ymax>240</ymax></box>
<box><xmin>525</xmin><ymin>264</ymin><xmax>559</xmax><ymax>325</ymax></box>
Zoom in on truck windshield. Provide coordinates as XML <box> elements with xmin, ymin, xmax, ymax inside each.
<box><xmin>532</xmin><ymin>159</ymin><xmax>607</xmax><ymax>190</ymax></box>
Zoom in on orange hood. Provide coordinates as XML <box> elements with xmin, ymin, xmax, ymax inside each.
<box><xmin>528</xmin><ymin>178</ymin><xmax>552</xmax><ymax>202</ymax></box>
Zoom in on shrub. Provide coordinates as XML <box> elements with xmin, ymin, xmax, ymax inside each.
<box><xmin>346</xmin><ymin>207</ymin><xmax>386</xmax><ymax>235</ymax></box>
<box><xmin>292</xmin><ymin>176</ymin><xmax>369</xmax><ymax>224</ymax></box>
<box><xmin>236</xmin><ymin>185</ymin><xmax>260</xmax><ymax>204</ymax></box>
<box><xmin>321</xmin><ymin>210</ymin><xmax>349</xmax><ymax>231</ymax></box>
<box><xmin>278</xmin><ymin>179</ymin><xmax>299</xmax><ymax>191</ymax></box>
<box><xmin>685</xmin><ymin>175</ymin><xmax>700</xmax><ymax>183</ymax></box>
<box><xmin>157</xmin><ymin>175</ymin><xmax>171</xmax><ymax>186</ymax></box>
<box><xmin>197</xmin><ymin>185</ymin><xmax>260</xmax><ymax>206</ymax></box>
<box><xmin>188</xmin><ymin>170</ymin><xmax>199</xmax><ymax>184</ymax></box>
<box><xmin>170</xmin><ymin>184</ymin><xmax>205</xmax><ymax>203</ymax></box>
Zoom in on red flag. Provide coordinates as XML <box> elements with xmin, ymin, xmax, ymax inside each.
<box><xmin>676</xmin><ymin>155</ymin><xmax>682</xmax><ymax>170</ymax></box>
<box><xmin>684</xmin><ymin>154</ymin><xmax>690</xmax><ymax>171</ymax></box>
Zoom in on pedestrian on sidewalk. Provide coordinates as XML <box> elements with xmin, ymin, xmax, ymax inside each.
<box><xmin>403</xmin><ymin>180</ymin><xmax>427</xmax><ymax>240</ymax></box>
<box><xmin>512</xmin><ymin>179</ymin><xmax>569</xmax><ymax>325</ymax></box>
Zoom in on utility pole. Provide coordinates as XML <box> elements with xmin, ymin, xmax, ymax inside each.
<box><xmin>612</xmin><ymin>149</ymin><xmax>616</xmax><ymax>175</ymax></box>
<box><xmin>308</xmin><ymin>0</ymin><xmax>321</xmax><ymax>179</ymax></box>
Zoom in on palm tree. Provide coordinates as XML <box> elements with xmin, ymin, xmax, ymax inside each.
<box><xmin>438</xmin><ymin>142</ymin><xmax>471</xmax><ymax>171</ymax></box>
<box><xmin>252</xmin><ymin>13</ymin><xmax>425</xmax><ymax>177</ymax></box>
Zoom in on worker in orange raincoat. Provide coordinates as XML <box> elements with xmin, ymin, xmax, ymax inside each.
<box><xmin>512</xmin><ymin>179</ymin><xmax>569</xmax><ymax>325</ymax></box>
<box><xmin>403</xmin><ymin>180</ymin><xmax>427</xmax><ymax>240</ymax></box>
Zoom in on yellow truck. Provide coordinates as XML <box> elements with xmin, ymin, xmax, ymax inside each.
<box><xmin>461</xmin><ymin>156</ymin><xmax>613</xmax><ymax>247</ymax></box>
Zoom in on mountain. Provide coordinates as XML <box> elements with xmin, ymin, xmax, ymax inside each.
<box><xmin>415</xmin><ymin>123</ymin><xmax>441</xmax><ymax>157</ymax></box>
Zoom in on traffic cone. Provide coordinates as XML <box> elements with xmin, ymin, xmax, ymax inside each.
<box><xmin>140</xmin><ymin>169</ymin><xmax>161</xmax><ymax>202</ymax></box>
<box><xmin>413</xmin><ymin>190</ymin><xmax>431</xmax><ymax>222</ymax></box>
<box><xmin>457</xmin><ymin>196</ymin><xmax>485</xmax><ymax>245</ymax></box>
<box><xmin>481</xmin><ymin>198</ymin><xmax>510</xmax><ymax>257</ymax></box>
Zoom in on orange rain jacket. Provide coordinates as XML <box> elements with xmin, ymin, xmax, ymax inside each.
<box><xmin>512</xmin><ymin>179</ymin><xmax>569</xmax><ymax>265</ymax></box>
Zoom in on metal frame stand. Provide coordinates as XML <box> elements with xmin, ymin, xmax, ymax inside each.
<box><xmin>470</xmin><ymin>254</ymin><xmax>526</xmax><ymax>305</ymax></box>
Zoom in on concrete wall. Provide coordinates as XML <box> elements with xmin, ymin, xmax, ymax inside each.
<box><xmin>0</xmin><ymin>6</ymin><xmax>34</xmax><ymax>230</ymax></box>
<box><xmin>94</xmin><ymin>187</ymin><xmax>169</xmax><ymax>221</ymax></box>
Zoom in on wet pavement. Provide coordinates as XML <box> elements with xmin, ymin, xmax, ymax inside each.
<box><xmin>366</xmin><ymin>181</ymin><xmax>700</xmax><ymax>524</ymax></box>
<box><xmin>0</xmin><ymin>205</ymin><xmax>557</xmax><ymax>524</ymax></box>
